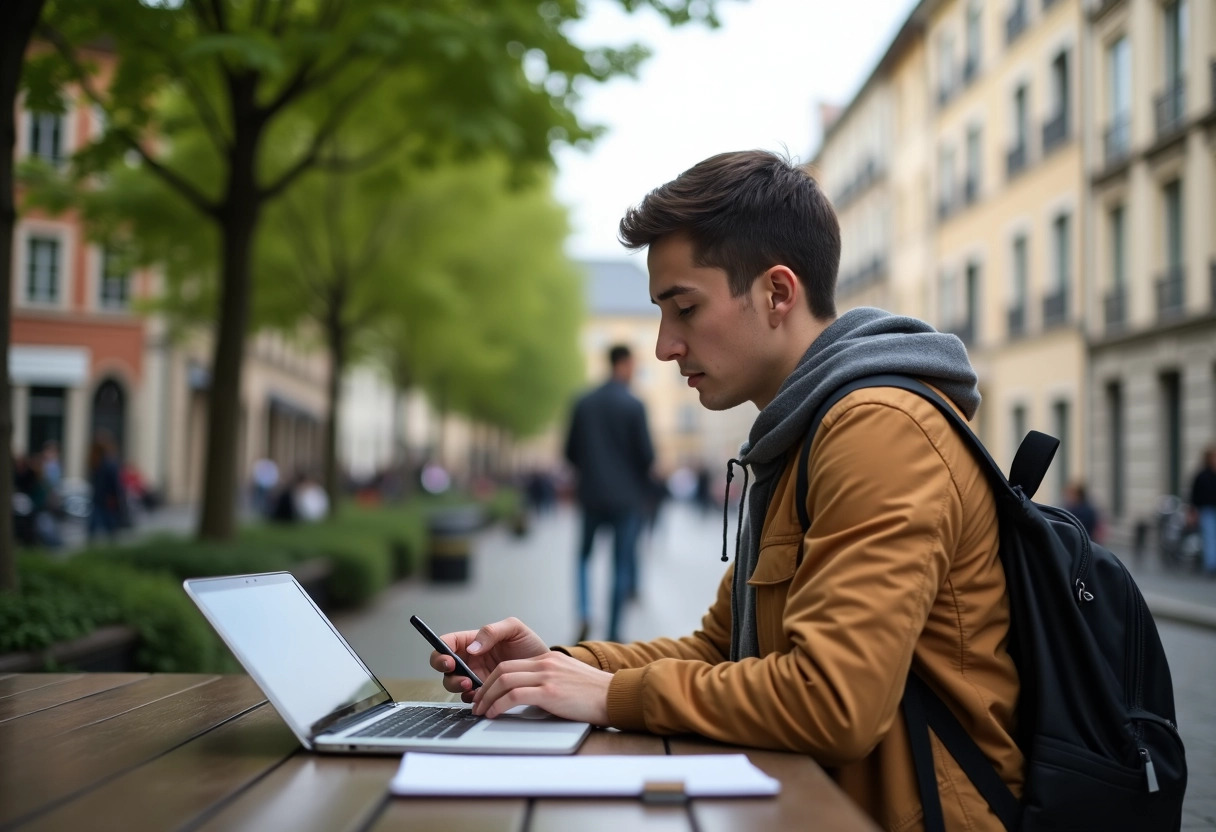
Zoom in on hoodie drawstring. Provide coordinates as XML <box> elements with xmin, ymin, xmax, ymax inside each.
<box><xmin>721</xmin><ymin>458</ymin><xmax>749</xmax><ymax>563</ymax></box>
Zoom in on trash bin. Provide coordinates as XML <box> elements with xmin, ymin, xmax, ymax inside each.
<box><xmin>427</xmin><ymin>505</ymin><xmax>486</xmax><ymax>583</ymax></box>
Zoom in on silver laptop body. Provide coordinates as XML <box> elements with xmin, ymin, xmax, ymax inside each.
<box><xmin>183</xmin><ymin>572</ymin><xmax>591</xmax><ymax>755</ymax></box>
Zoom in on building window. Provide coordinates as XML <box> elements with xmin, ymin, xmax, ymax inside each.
<box><xmin>27</xmin><ymin>110</ymin><xmax>64</xmax><ymax>165</ymax></box>
<box><xmin>1105</xmin><ymin>205</ymin><xmax>1127</xmax><ymax>329</ymax></box>
<box><xmin>1011</xmin><ymin>403</ymin><xmax>1028</xmax><ymax>462</ymax></box>
<box><xmin>1009</xmin><ymin>234</ymin><xmax>1028</xmax><ymax>336</ymax></box>
<box><xmin>1052</xmin><ymin>398</ymin><xmax>1070</xmax><ymax>499</ymax></box>
<box><xmin>1157</xmin><ymin>180</ymin><xmax>1185</xmax><ymax>319</ymax></box>
<box><xmin>1007</xmin><ymin>84</ymin><xmax>1029</xmax><ymax>177</ymax></box>
<box><xmin>937</xmin><ymin>33</ymin><xmax>957</xmax><ymax>104</ymax></box>
<box><xmin>1159</xmin><ymin>370</ymin><xmax>1182</xmax><ymax>498</ymax></box>
<box><xmin>965</xmin><ymin>125</ymin><xmax>981</xmax><ymax>204</ymax></box>
<box><xmin>1155</xmin><ymin>1</ymin><xmax>1188</xmax><ymax>136</ymax></box>
<box><xmin>939</xmin><ymin>269</ymin><xmax>957</xmax><ymax>327</ymax></box>
<box><xmin>1044</xmin><ymin>214</ymin><xmax>1069</xmax><ymax>326</ymax></box>
<box><xmin>25</xmin><ymin>237</ymin><xmax>61</xmax><ymax>304</ymax></box>
<box><xmin>27</xmin><ymin>387</ymin><xmax>67</xmax><ymax>457</ymax></box>
<box><xmin>1105</xmin><ymin>36</ymin><xmax>1131</xmax><ymax>163</ymax></box>
<box><xmin>1043</xmin><ymin>50</ymin><xmax>1070</xmax><ymax>152</ymax></box>
<box><xmin>963</xmin><ymin>261</ymin><xmax>980</xmax><ymax>345</ymax></box>
<box><xmin>1106</xmin><ymin>381</ymin><xmax>1124</xmax><ymax>517</ymax></box>
<box><xmin>100</xmin><ymin>248</ymin><xmax>131</xmax><ymax>309</ymax></box>
<box><xmin>938</xmin><ymin>145</ymin><xmax>956</xmax><ymax>217</ymax></box>
<box><xmin>964</xmin><ymin>1</ymin><xmax>982</xmax><ymax>81</ymax></box>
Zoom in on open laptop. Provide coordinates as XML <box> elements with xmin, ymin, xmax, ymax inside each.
<box><xmin>183</xmin><ymin>572</ymin><xmax>591</xmax><ymax>755</ymax></box>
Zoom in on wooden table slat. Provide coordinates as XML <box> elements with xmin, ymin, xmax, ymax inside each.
<box><xmin>194</xmin><ymin>753</ymin><xmax>399</xmax><ymax>832</ymax></box>
<box><xmin>668</xmin><ymin>737</ymin><xmax>880</xmax><ymax>832</ymax></box>
<box><xmin>0</xmin><ymin>674</ymin><xmax>218</xmax><ymax>747</ymax></box>
<box><xmin>23</xmin><ymin>703</ymin><xmax>299</xmax><ymax>832</ymax></box>
<box><xmin>369</xmin><ymin>797</ymin><xmax>527</xmax><ymax>832</ymax></box>
<box><xmin>0</xmin><ymin>673</ymin><xmax>148</xmax><ymax>723</ymax></box>
<box><xmin>530</xmin><ymin>729</ymin><xmax>689</xmax><ymax>831</ymax></box>
<box><xmin>0</xmin><ymin>674</ymin><xmax>264</xmax><ymax>826</ymax></box>
<box><xmin>0</xmin><ymin>673</ymin><xmax>82</xmax><ymax>700</ymax></box>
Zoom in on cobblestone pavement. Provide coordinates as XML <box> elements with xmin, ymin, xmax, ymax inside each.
<box><xmin>333</xmin><ymin>501</ymin><xmax>1216</xmax><ymax>829</ymax></box>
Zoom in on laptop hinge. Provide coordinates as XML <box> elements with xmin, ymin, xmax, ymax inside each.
<box><xmin>315</xmin><ymin>701</ymin><xmax>396</xmax><ymax>738</ymax></box>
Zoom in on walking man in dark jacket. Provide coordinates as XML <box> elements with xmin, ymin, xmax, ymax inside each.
<box><xmin>565</xmin><ymin>344</ymin><xmax>655</xmax><ymax>641</ymax></box>
<box><xmin>1191</xmin><ymin>445</ymin><xmax>1216</xmax><ymax>576</ymax></box>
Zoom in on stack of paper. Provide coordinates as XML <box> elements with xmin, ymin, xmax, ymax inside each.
<box><xmin>390</xmin><ymin>752</ymin><xmax>781</xmax><ymax>798</ymax></box>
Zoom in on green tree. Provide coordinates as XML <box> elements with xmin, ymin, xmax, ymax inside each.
<box><xmin>255</xmin><ymin>156</ymin><xmax>584</xmax><ymax>504</ymax></box>
<box><xmin>24</xmin><ymin>0</ymin><xmax>718</xmax><ymax>540</ymax></box>
<box><xmin>0</xmin><ymin>0</ymin><xmax>48</xmax><ymax>590</ymax></box>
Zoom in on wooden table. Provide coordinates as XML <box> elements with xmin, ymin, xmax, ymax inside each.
<box><xmin>0</xmin><ymin>673</ymin><xmax>879</xmax><ymax>831</ymax></box>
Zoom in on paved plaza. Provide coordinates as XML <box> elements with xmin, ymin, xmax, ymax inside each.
<box><xmin>332</xmin><ymin>500</ymin><xmax>1216</xmax><ymax>831</ymax></box>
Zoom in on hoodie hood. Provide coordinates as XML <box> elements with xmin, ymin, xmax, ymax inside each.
<box><xmin>727</xmin><ymin>306</ymin><xmax>980</xmax><ymax>660</ymax></box>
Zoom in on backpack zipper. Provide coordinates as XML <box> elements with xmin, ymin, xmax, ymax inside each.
<box><xmin>1139</xmin><ymin>748</ymin><xmax>1160</xmax><ymax>793</ymax></box>
<box><xmin>1041</xmin><ymin>504</ymin><xmax>1093</xmax><ymax>603</ymax></box>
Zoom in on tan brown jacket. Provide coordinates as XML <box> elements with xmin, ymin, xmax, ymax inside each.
<box><xmin>562</xmin><ymin>386</ymin><xmax>1024</xmax><ymax>831</ymax></box>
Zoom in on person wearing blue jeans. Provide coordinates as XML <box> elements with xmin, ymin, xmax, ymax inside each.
<box><xmin>577</xmin><ymin>508</ymin><xmax>644</xmax><ymax>642</ymax></box>
<box><xmin>565</xmin><ymin>345</ymin><xmax>655</xmax><ymax>642</ymax></box>
<box><xmin>1191</xmin><ymin>446</ymin><xmax>1216</xmax><ymax>576</ymax></box>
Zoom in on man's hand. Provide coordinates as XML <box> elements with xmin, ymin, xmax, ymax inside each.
<box><xmin>472</xmin><ymin>651</ymin><xmax>613</xmax><ymax>726</ymax></box>
<box><xmin>429</xmin><ymin>617</ymin><xmax>549</xmax><ymax>699</ymax></box>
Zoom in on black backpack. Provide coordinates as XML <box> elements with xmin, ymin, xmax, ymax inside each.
<box><xmin>794</xmin><ymin>375</ymin><xmax>1187</xmax><ymax>832</ymax></box>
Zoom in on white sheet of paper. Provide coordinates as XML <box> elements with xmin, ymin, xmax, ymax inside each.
<box><xmin>390</xmin><ymin>752</ymin><xmax>781</xmax><ymax>798</ymax></box>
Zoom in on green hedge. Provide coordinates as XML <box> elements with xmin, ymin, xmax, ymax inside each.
<box><xmin>0</xmin><ymin>555</ymin><xmax>233</xmax><ymax>673</ymax></box>
<box><xmin>0</xmin><ymin>500</ymin><xmax>482</xmax><ymax>672</ymax></box>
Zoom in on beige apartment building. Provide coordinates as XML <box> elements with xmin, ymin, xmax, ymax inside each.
<box><xmin>817</xmin><ymin>0</ymin><xmax>1090</xmax><ymax>503</ymax></box>
<box><xmin>1084</xmin><ymin>0</ymin><xmax>1216</xmax><ymax>542</ymax></box>
<box><xmin>929</xmin><ymin>0</ymin><xmax>1089</xmax><ymax>503</ymax></box>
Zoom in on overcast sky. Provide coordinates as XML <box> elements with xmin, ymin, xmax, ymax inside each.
<box><xmin>555</xmin><ymin>0</ymin><xmax>919</xmax><ymax>261</ymax></box>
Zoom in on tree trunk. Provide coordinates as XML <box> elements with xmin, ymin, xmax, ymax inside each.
<box><xmin>0</xmin><ymin>0</ymin><xmax>47</xmax><ymax>590</ymax></box>
<box><xmin>196</xmin><ymin>80</ymin><xmax>261</xmax><ymax>540</ymax></box>
<box><xmin>322</xmin><ymin>286</ymin><xmax>346</xmax><ymax>513</ymax></box>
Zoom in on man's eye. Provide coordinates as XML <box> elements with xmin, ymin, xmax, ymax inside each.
<box><xmin>677</xmin><ymin>306</ymin><xmax>695</xmax><ymax>318</ymax></box>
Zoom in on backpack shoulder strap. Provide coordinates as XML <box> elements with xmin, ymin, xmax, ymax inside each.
<box><xmin>795</xmin><ymin>374</ymin><xmax>1019</xmax><ymax>544</ymax></box>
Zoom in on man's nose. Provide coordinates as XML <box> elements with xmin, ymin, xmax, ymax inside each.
<box><xmin>655</xmin><ymin>319</ymin><xmax>684</xmax><ymax>362</ymax></box>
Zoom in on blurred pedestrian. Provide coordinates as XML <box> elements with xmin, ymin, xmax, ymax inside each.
<box><xmin>87</xmin><ymin>431</ymin><xmax>124</xmax><ymax>542</ymax></box>
<box><xmin>1062</xmin><ymin>481</ymin><xmax>1100</xmax><ymax>542</ymax></box>
<box><xmin>564</xmin><ymin>344</ymin><xmax>655</xmax><ymax>642</ymax></box>
<box><xmin>251</xmin><ymin>457</ymin><xmax>280</xmax><ymax>517</ymax></box>
<box><xmin>1190</xmin><ymin>445</ymin><xmax>1216</xmax><ymax>576</ymax></box>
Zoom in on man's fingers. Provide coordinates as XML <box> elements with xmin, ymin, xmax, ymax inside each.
<box><xmin>467</xmin><ymin>617</ymin><xmax>524</xmax><ymax>655</ymax></box>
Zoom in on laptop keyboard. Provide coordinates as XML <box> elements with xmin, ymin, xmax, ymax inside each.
<box><xmin>349</xmin><ymin>705</ymin><xmax>483</xmax><ymax>740</ymax></box>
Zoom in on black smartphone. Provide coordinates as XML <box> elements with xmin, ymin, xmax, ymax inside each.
<box><xmin>409</xmin><ymin>615</ymin><xmax>484</xmax><ymax>689</ymax></box>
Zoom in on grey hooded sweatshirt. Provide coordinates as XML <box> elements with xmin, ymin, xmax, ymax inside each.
<box><xmin>727</xmin><ymin>306</ymin><xmax>981</xmax><ymax>660</ymax></box>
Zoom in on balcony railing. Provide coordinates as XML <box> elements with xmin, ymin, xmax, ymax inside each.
<box><xmin>1103</xmin><ymin>115</ymin><xmax>1131</xmax><ymax>168</ymax></box>
<box><xmin>1005</xmin><ymin>4</ymin><xmax>1027</xmax><ymax>45</ymax></box>
<box><xmin>1007</xmin><ymin>304</ymin><xmax>1027</xmax><ymax>339</ymax></box>
<box><xmin>1103</xmin><ymin>284</ymin><xmax>1127</xmax><ymax>331</ymax></box>
<box><xmin>1006</xmin><ymin>143</ymin><xmax>1028</xmax><ymax>179</ymax></box>
<box><xmin>1042</xmin><ymin>287</ymin><xmax>1068</xmax><ymax>327</ymax></box>
<box><xmin>1155</xmin><ymin>266</ymin><xmax>1186</xmax><ymax>320</ymax></box>
<box><xmin>1042</xmin><ymin>112</ymin><xmax>1069</xmax><ymax>154</ymax></box>
<box><xmin>1154</xmin><ymin>78</ymin><xmax>1186</xmax><ymax>139</ymax></box>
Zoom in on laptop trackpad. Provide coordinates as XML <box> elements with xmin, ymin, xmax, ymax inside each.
<box><xmin>485</xmin><ymin>720</ymin><xmax>579</xmax><ymax>733</ymax></box>
<box><xmin>499</xmin><ymin>705</ymin><xmax>551</xmax><ymax>720</ymax></box>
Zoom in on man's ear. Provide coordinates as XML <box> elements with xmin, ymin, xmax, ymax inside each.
<box><xmin>762</xmin><ymin>266</ymin><xmax>800</xmax><ymax>326</ymax></box>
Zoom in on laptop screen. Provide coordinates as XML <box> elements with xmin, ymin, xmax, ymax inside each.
<box><xmin>187</xmin><ymin>573</ymin><xmax>389</xmax><ymax>738</ymax></box>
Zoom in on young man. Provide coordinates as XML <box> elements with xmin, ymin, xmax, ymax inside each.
<box><xmin>429</xmin><ymin>150</ymin><xmax>1023</xmax><ymax>831</ymax></box>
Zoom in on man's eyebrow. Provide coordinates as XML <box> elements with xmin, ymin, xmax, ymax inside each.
<box><xmin>651</xmin><ymin>285</ymin><xmax>697</xmax><ymax>304</ymax></box>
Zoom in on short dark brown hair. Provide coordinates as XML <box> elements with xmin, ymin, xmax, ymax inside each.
<box><xmin>608</xmin><ymin>344</ymin><xmax>631</xmax><ymax>366</ymax></box>
<box><xmin>618</xmin><ymin>150</ymin><xmax>840</xmax><ymax>319</ymax></box>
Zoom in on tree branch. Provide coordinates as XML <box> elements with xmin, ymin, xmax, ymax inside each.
<box><xmin>209</xmin><ymin>0</ymin><xmax>228</xmax><ymax>32</ymax></box>
<box><xmin>313</xmin><ymin>127</ymin><xmax>412</xmax><ymax>174</ymax></box>
<box><xmin>38</xmin><ymin>23</ymin><xmax>221</xmax><ymax>221</ymax></box>
<box><xmin>259</xmin><ymin>59</ymin><xmax>393</xmax><ymax>200</ymax></box>
<box><xmin>271</xmin><ymin>0</ymin><xmax>298</xmax><ymax>36</ymax></box>
<box><xmin>277</xmin><ymin>194</ymin><xmax>331</xmax><ymax>307</ymax></box>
